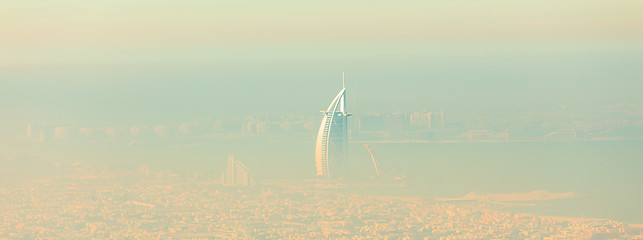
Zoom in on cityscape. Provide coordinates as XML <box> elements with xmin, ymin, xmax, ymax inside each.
<box><xmin>0</xmin><ymin>166</ymin><xmax>640</xmax><ymax>239</ymax></box>
<box><xmin>18</xmin><ymin>105</ymin><xmax>643</xmax><ymax>143</ymax></box>
<box><xmin>1</xmin><ymin>86</ymin><xmax>642</xmax><ymax>239</ymax></box>
<box><xmin>3</xmin><ymin>0</ymin><xmax>643</xmax><ymax>239</ymax></box>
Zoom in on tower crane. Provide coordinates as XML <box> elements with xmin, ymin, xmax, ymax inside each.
<box><xmin>363</xmin><ymin>144</ymin><xmax>381</xmax><ymax>177</ymax></box>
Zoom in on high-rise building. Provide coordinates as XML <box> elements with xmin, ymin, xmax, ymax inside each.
<box><xmin>178</xmin><ymin>123</ymin><xmax>191</xmax><ymax>136</ymax></box>
<box><xmin>358</xmin><ymin>113</ymin><xmax>384</xmax><ymax>132</ymax></box>
<box><xmin>221</xmin><ymin>155</ymin><xmax>257</xmax><ymax>187</ymax></box>
<box><xmin>410</xmin><ymin>112</ymin><xmax>432</xmax><ymax>130</ymax></box>
<box><xmin>26</xmin><ymin>124</ymin><xmax>32</xmax><ymax>141</ymax></box>
<box><xmin>79</xmin><ymin>128</ymin><xmax>97</xmax><ymax>137</ymax></box>
<box><xmin>315</xmin><ymin>75</ymin><xmax>351</xmax><ymax>178</ymax></box>
<box><xmin>154</xmin><ymin>125</ymin><xmax>167</xmax><ymax>137</ymax></box>
<box><xmin>384</xmin><ymin>112</ymin><xmax>408</xmax><ymax>132</ymax></box>
<box><xmin>104</xmin><ymin>128</ymin><xmax>119</xmax><ymax>137</ymax></box>
<box><xmin>54</xmin><ymin>127</ymin><xmax>70</xmax><ymax>140</ymax></box>
<box><xmin>431</xmin><ymin>111</ymin><xmax>445</xmax><ymax>128</ymax></box>
<box><xmin>130</xmin><ymin>126</ymin><xmax>144</xmax><ymax>137</ymax></box>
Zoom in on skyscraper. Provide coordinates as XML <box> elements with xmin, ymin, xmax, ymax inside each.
<box><xmin>315</xmin><ymin>74</ymin><xmax>351</xmax><ymax>178</ymax></box>
<box><xmin>410</xmin><ymin>112</ymin><xmax>432</xmax><ymax>130</ymax></box>
<box><xmin>26</xmin><ymin>124</ymin><xmax>32</xmax><ymax>141</ymax></box>
<box><xmin>221</xmin><ymin>155</ymin><xmax>257</xmax><ymax>187</ymax></box>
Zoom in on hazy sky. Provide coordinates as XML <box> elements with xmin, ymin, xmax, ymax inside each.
<box><xmin>3</xmin><ymin>0</ymin><xmax>642</xmax><ymax>51</ymax></box>
<box><xmin>2</xmin><ymin>0</ymin><xmax>642</xmax><ymax>126</ymax></box>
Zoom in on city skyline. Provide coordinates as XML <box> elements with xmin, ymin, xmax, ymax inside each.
<box><xmin>14</xmin><ymin>105</ymin><xmax>643</xmax><ymax>142</ymax></box>
<box><xmin>2</xmin><ymin>0</ymin><xmax>642</xmax><ymax>238</ymax></box>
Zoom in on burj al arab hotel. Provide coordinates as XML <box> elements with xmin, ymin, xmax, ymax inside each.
<box><xmin>315</xmin><ymin>73</ymin><xmax>351</xmax><ymax>178</ymax></box>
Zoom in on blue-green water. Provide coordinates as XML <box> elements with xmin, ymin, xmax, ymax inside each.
<box><xmin>7</xmin><ymin>138</ymin><xmax>642</xmax><ymax>223</ymax></box>
<box><xmin>370</xmin><ymin>141</ymin><xmax>643</xmax><ymax>224</ymax></box>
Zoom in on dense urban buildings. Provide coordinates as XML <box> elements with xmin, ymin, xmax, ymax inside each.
<box><xmin>4</xmin><ymin>107</ymin><xmax>643</xmax><ymax>239</ymax></box>
<box><xmin>0</xmin><ymin>166</ymin><xmax>640</xmax><ymax>239</ymax></box>
<box><xmin>20</xmin><ymin>106</ymin><xmax>643</xmax><ymax>143</ymax></box>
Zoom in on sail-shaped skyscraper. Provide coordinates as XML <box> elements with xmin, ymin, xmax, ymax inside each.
<box><xmin>315</xmin><ymin>74</ymin><xmax>351</xmax><ymax>178</ymax></box>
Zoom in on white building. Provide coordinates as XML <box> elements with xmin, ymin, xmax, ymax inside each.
<box><xmin>315</xmin><ymin>76</ymin><xmax>351</xmax><ymax>178</ymax></box>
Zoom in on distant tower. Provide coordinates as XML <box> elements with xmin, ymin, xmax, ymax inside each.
<box><xmin>410</xmin><ymin>112</ymin><xmax>432</xmax><ymax>130</ymax></box>
<box><xmin>221</xmin><ymin>155</ymin><xmax>257</xmax><ymax>187</ymax></box>
<box><xmin>439</xmin><ymin>111</ymin><xmax>445</xmax><ymax>128</ymax></box>
<box><xmin>26</xmin><ymin>125</ymin><xmax>32</xmax><ymax>141</ymax></box>
<box><xmin>154</xmin><ymin>125</ymin><xmax>167</xmax><ymax>137</ymax></box>
<box><xmin>315</xmin><ymin>73</ymin><xmax>351</xmax><ymax>178</ymax></box>
<box><xmin>431</xmin><ymin>111</ymin><xmax>445</xmax><ymax>129</ymax></box>
<box><xmin>130</xmin><ymin>126</ymin><xmax>143</xmax><ymax>137</ymax></box>
<box><xmin>54</xmin><ymin>127</ymin><xmax>70</xmax><ymax>140</ymax></box>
